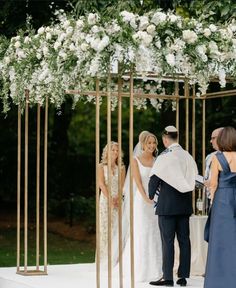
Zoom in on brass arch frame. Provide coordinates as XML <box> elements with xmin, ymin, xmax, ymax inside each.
<box><xmin>16</xmin><ymin>72</ymin><xmax>236</xmax><ymax>286</ymax></box>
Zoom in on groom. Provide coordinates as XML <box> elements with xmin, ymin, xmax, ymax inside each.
<box><xmin>148</xmin><ymin>126</ymin><xmax>198</xmax><ymax>287</ymax></box>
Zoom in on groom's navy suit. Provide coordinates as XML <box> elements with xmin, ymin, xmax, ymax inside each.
<box><xmin>149</xmin><ymin>151</ymin><xmax>193</xmax><ymax>281</ymax></box>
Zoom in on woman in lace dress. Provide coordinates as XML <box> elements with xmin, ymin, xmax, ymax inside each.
<box><xmin>123</xmin><ymin>132</ymin><xmax>162</xmax><ymax>282</ymax></box>
<box><xmin>98</xmin><ymin>141</ymin><xmax>126</xmax><ymax>266</ymax></box>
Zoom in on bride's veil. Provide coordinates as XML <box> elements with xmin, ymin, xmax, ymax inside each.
<box><xmin>113</xmin><ymin>131</ymin><xmax>149</xmax><ymax>266</ymax></box>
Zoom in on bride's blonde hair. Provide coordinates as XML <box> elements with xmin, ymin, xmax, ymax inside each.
<box><xmin>101</xmin><ymin>141</ymin><xmax>124</xmax><ymax>165</ymax></box>
<box><xmin>141</xmin><ymin>133</ymin><xmax>158</xmax><ymax>156</ymax></box>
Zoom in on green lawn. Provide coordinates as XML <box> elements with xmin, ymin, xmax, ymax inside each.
<box><xmin>0</xmin><ymin>228</ymin><xmax>95</xmax><ymax>267</ymax></box>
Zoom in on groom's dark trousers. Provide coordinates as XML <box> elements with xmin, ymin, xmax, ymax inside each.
<box><xmin>149</xmin><ymin>174</ymin><xmax>193</xmax><ymax>281</ymax></box>
<box><xmin>158</xmin><ymin>215</ymin><xmax>191</xmax><ymax>281</ymax></box>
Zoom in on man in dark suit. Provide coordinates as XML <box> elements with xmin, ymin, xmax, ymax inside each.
<box><xmin>148</xmin><ymin>126</ymin><xmax>198</xmax><ymax>287</ymax></box>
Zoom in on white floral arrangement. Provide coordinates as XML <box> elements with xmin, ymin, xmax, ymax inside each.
<box><xmin>0</xmin><ymin>9</ymin><xmax>236</xmax><ymax>113</ymax></box>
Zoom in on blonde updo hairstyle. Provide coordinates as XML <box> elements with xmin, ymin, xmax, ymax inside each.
<box><xmin>101</xmin><ymin>141</ymin><xmax>124</xmax><ymax>166</ymax></box>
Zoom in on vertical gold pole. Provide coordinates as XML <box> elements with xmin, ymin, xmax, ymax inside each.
<box><xmin>117</xmin><ymin>67</ymin><xmax>123</xmax><ymax>288</ymax></box>
<box><xmin>192</xmin><ymin>85</ymin><xmax>196</xmax><ymax>160</ymax></box>
<box><xmin>44</xmin><ymin>96</ymin><xmax>48</xmax><ymax>273</ymax></box>
<box><xmin>184</xmin><ymin>79</ymin><xmax>189</xmax><ymax>151</ymax></box>
<box><xmin>202</xmin><ymin>99</ymin><xmax>206</xmax><ymax>176</ymax></box>
<box><xmin>36</xmin><ymin>104</ymin><xmax>40</xmax><ymax>270</ymax></box>
<box><xmin>24</xmin><ymin>90</ymin><xmax>29</xmax><ymax>272</ymax></box>
<box><xmin>192</xmin><ymin>86</ymin><xmax>196</xmax><ymax>214</ymax></box>
<box><xmin>95</xmin><ymin>78</ymin><xmax>101</xmax><ymax>288</ymax></box>
<box><xmin>17</xmin><ymin>105</ymin><xmax>21</xmax><ymax>272</ymax></box>
<box><xmin>107</xmin><ymin>70</ymin><xmax>112</xmax><ymax>288</ymax></box>
<box><xmin>175</xmin><ymin>81</ymin><xmax>179</xmax><ymax>141</ymax></box>
<box><xmin>129</xmin><ymin>71</ymin><xmax>135</xmax><ymax>288</ymax></box>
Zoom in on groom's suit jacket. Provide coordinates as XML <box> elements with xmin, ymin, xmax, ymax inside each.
<box><xmin>149</xmin><ymin>174</ymin><xmax>193</xmax><ymax>215</ymax></box>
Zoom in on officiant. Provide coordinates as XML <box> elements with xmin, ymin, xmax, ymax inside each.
<box><xmin>148</xmin><ymin>126</ymin><xmax>198</xmax><ymax>287</ymax></box>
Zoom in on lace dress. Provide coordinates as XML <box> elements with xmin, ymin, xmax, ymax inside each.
<box><xmin>99</xmin><ymin>165</ymin><xmax>119</xmax><ymax>266</ymax></box>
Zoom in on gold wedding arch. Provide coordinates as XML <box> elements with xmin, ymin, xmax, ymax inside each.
<box><xmin>16</xmin><ymin>70</ymin><xmax>236</xmax><ymax>288</ymax></box>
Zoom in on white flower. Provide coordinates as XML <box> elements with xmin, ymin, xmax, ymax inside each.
<box><xmin>14</xmin><ymin>41</ymin><xmax>21</xmax><ymax>48</ymax></box>
<box><xmin>169</xmin><ymin>14</ymin><xmax>178</xmax><ymax>23</ymax></box>
<box><xmin>69</xmin><ymin>43</ymin><xmax>76</xmax><ymax>51</ymax></box>
<box><xmin>54</xmin><ymin>41</ymin><xmax>61</xmax><ymax>50</ymax></box>
<box><xmin>46</xmin><ymin>32</ymin><xmax>52</xmax><ymax>40</ymax></box>
<box><xmin>151</xmin><ymin>12</ymin><xmax>167</xmax><ymax>25</ymax></box>
<box><xmin>63</xmin><ymin>20</ymin><xmax>70</xmax><ymax>28</ymax></box>
<box><xmin>66</xmin><ymin>26</ymin><xmax>73</xmax><ymax>35</ymax></box>
<box><xmin>36</xmin><ymin>52</ymin><xmax>42</xmax><ymax>60</ymax></box>
<box><xmin>38</xmin><ymin>27</ymin><xmax>45</xmax><ymax>35</ymax></box>
<box><xmin>91</xmin><ymin>25</ymin><xmax>100</xmax><ymax>34</ymax></box>
<box><xmin>203</xmin><ymin>28</ymin><xmax>211</xmax><ymax>37</ymax></box>
<box><xmin>24</xmin><ymin>36</ymin><xmax>31</xmax><ymax>44</ymax></box>
<box><xmin>88</xmin><ymin>13</ymin><xmax>99</xmax><ymax>25</ymax></box>
<box><xmin>155</xmin><ymin>40</ymin><xmax>161</xmax><ymax>49</ymax></box>
<box><xmin>209</xmin><ymin>24</ymin><xmax>217</xmax><ymax>32</ymax></box>
<box><xmin>81</xmin><ymin>43</ymin><xmax>89</xmax><ymax>52</ymax></box>
<box><xmin>139</xmin><ymin>16</ymin><xmax>149</xmax><ymax>31</ymax></box>
<box><xmin>219</xmin><ymin>68</ymin><xmax>226</xmax><ymax>87</ymax></box>
<box><xmin>146</xmin><ymin>24</ymin><xmax>156</xmax><ymax>35</ymax></box>
<box><xmin>166</xmin><ymin>53</ymin><xmax>175</xmax><ymax>66</ymax></box>
<box><xmin>182</xmin><ymin>30</ymin><xmax>198</xmax><ymax>44</ymax></box>
<box><xmin>59</xmin><ymin>50</ymin><xmax>67</xmax><ymax>60</ymax></box>
<box><xmin>120</xmin><ymin>11</ymin><xmax>136</xmax><ymax>23</ymax></box>
<box><xmin>43</xmin><ymin>46</ymin><xmax>49</xmax><ymax>56</ymax></box>
<box><xmin>4</xmin><ymin>56</ymin><xmax>10</xmax><ymax>64</ymax></box>
<box><xmin>76</xmin><ymin>19</ymin><xmax>84</xmax><ymax>29</ymax></box>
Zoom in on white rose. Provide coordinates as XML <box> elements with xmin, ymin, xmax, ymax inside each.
<box><xmin>88</xmin><ymin>13</ymin><xmax>99</xmax><ymax>25</ymax></box>
<box><xmin>14</xmin><ymin>41</ymin><xmax>21</xmax><ymax>48</ymax></box>
<box><xmin>146</xmin><ymin>24</ymin><xmax>156</xmax><ymax>35</ymax></box>
<box><xmin>91</xmin><ymin>25</ymin><xmax>100</xmax><ymax>34</ymax></box>
<box><xmin>166</xmin><ymin>53</ymin><xmax>175</xmax><ymax>67</ymax></box>
<box><xmin>151</xmin><ymin>12</ymin><xmax>167</xmax><ymax>25</ymax></box>
<box><xmin>169</xmin><ymin>14</ymin><xmax>178</xmax><ymax>23</ymax></box>
<box><xmin>38</xmin><ymin>27</ymin><xmax>45</xmax><ymax>35</ymax></box>
<box><xmin>139</xmin><ymin>16</ymin><xmax>149</xmax><ymax>31</ymax></box>
<box><xmin>203</xmin><ymin>28</ymin><xmax>211</xmax><ymax>37</ymax></box>
<box><xmin>182</xmin><ymin>30</ymin><xmax>198</xmax><ymax>44</ymax></box>
<box><xmin>45</xmin><ymin>27</ymin><xmax>51</xmax><ymax>32</ymax></box>
<box><xmin>142</xmin><ymin>34</ymin><xmax>153</xmax><ymax>46</ymax></box>
<box><xmin>209</xmin><ymin>24</ymin><xmax>217</xmax><ymax>32</ymax></box>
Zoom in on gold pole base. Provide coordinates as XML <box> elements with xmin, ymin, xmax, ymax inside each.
<box><xmin>17</xmin><ymin>269</ymin><xmax>47</xmax><ymax>276</ymax></box>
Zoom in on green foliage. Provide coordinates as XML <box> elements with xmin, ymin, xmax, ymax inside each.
<box><xmin>173</xmin><ymin>0</ymin><xmax>236</xmax><ymax>23</ymax></box>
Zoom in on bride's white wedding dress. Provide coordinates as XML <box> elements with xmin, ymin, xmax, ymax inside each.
<box><xmin>123</xmin><ymin>157</ymin><xmax>162</xmax><ymax>282</ymax></box>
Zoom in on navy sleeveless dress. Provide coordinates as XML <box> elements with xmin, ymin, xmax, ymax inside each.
<box><xmin>204</xmin><ymin>152</ymin><xmax>236</xmax><ymax>288</ymax></box>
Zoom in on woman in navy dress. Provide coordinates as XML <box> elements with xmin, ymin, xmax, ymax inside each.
<box><xmin>204</xmin><ymin>126</ymin><xmax>236</xmax><ymax>288</ymax></box>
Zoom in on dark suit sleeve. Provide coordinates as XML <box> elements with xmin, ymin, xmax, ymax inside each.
<box><xmin>149</xmin><ymin>175</ymin><xmax>162</xmax><ymax>200</ymax></box>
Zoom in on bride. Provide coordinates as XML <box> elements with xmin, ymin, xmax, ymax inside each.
<box><xmin>122</xmin><ymin>131</ymin><xmax>162</xmax><ymax>282</ymax></box>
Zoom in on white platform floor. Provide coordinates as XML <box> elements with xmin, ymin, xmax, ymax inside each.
<box><xmin>0</xmin><ymin>264</ymin><xmax>204</xmax><ymax>288</ymax></box>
